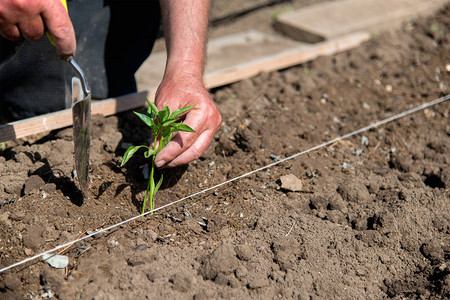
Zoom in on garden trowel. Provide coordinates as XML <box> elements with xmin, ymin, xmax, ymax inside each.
<box><xmin>68</xmin><ymin>59</ymin><xmax>91</xmax><ymax>197</ymax></box>
<box><xmin>46</xmin><ymin>0</ymin><xmax>90</xmax><ymax>196</ymax></box>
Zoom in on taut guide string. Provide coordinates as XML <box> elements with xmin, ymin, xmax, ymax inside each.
<box><xmin>0</xmin><ymin>94</ymin><xmax>449</xmax><ymax>274</ymax></box>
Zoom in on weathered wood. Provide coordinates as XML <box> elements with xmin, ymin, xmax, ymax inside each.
<box><xmin>0</xmin><ymin>32</ymin><xmax>370</xmax><ymax>143</ymax></box>
<box><xmin>136</xmin><ymin>30</ymin><xmax>306</xmax><ymax>90</ymax></box>
<box><xmin>204</xmin><ymin>31</ymin><xmax>369</xmax><ymax>88</ymax></box>
<box><xmin>273</xmin><ymin>0</ymin><xmax>448</xmax><ymax>43</ymax></box>
<box><xmin>90</xmin><ymin>90</ymin><xmax>154</xmax><ymax>118</ymax></box>
<box><xmin>0</xmin><ymin>91</ymin><xmax>153</xmax><ymax>142</ymax></box>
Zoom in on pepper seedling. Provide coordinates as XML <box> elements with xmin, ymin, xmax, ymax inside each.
<box><xmin>121</xmin><ymin>98</ymin><xmax>195</xmax><ymax>214</ymax></box>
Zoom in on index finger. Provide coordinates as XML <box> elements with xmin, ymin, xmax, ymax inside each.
<box><xmin>154</xmin><ymin>108</ymin><xmax>206</xmax><ymax>167</ymax></box>
<box><xmin>42</xmin><ymin>0</ymin><xmax>76</xmax><ymax>59</ymax></box>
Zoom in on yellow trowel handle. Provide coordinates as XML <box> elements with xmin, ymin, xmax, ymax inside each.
<box><xmin>46</xmin><ymin>0</ymin><xmax>68</xmax><ymax>46</ymax></box>
<box><xmin>45</xmin><ymin>0</ymin><xmax>90</xmax><ymax>96</ymax></box>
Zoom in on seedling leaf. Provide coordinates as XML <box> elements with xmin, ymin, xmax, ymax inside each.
<box><xmin>158</xmin><ymin>106</ymin><xmax>170</xmax><ymax>122</ymax></box>
<box><xmin>121</xmin><ymin>145</ymin><xmax>148</xmax><ymax>166</ymax></box>
<box><xmin>161</xmin><ymin>118</ymin><xmax>179</xmax><ymax>127</ymax></box>
<box><xmin>173</xmin><ymin>123</ymin><xmax>196</xmax><ymax>133</ymax></box>
<box><xmin>144</xmin><ymin>149</ymin><xmax>155</xmax><ymax>158</ymax></box>
<box><xmin>160</xmin><ymin>131</ymin><xmax>173</xmax><ymax>150</ymax></box>
<box><xmin>134</xmin><ymin>111</ymin><xmax>154</xmax><ymax>128</ymax></box>
<box><xmin>170</xmin><ymin>105</ymin><xmax>195</xmax><ymax>119</ymax></box>
<box><xmin>150</xmin><ymin>175</ymin><xmax>155</xmax><ymax>194</ymax></box>
<box><xmin>146</xmin><ymin>98</ymin><xmax>159</xmax><ymax>117</ymax></box>
<box><xmin>154</xmin><ymin>175</ymin><xmax>163</xmax><ymax>196</ymax></box>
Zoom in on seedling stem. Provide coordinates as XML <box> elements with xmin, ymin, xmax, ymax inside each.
<box><xmin>121</xmin><ymin>98</ymin><xmax>195</xmax><ymax>215</ymax></box>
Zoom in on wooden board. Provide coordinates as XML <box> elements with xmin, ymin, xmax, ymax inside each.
<box><xmin>0</xmin><ymin>91</ymin><xmax>153</xmax><ymax>142</ymax></box>
<box><xmin>0</xmin><ymin>32</ymin><xmax>370</xmax><ymax>143</ymax></box>
<box><xmin>273</xmin><ymin>0</ymin><xmax>448</xmax><ymax>43</ymax></box>
<box><xmin>136</xmin><ymin>30</ymin><xmax>306</xmax><ymax>90</ymax></box>
<box><xmin>203</xmin><ymin>31</ymin><xmax>369</xmax><ymax>87</ymax></box>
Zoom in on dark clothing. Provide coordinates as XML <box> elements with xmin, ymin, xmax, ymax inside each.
<box><xmin>0</xmin><ymin>0</ymin><xmax>161</xmax><ymax>120</ymax></box>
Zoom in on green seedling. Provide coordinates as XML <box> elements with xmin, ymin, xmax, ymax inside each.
<box><xmin>121</xmin><ymin>98</ymin><xmax>195</xmax><ymax>214</ymax></box>
<box><xmin>271</xmin><ymin>8</ymin><xmax>294</xmax><ymax>19</ymax></box>
<box><xmin>430</xmin><ymin>23</ymin><xmax>444</xmax><ymax>37</ymax></box>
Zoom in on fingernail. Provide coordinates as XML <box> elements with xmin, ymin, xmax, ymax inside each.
<box><xmin>155</xmin><ymin>160</ymin><xmax>165</xmax><ymax>168</ymax></box>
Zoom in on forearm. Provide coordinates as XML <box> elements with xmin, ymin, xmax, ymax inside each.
<box><xmin>154</xmin><ymin>1</ymin><xmax>220</xmax><ymax>168</ymax></box>
<box><xmin>159</xmin><ymin>0</ymin><xmax>210</xmax><ymax>78</ymax></box>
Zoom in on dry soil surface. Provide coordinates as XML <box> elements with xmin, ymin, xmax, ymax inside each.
<box><xmin>0</xmin><ymin>2</ymin><xmax>449</xmax><ymax>300</ymax></box>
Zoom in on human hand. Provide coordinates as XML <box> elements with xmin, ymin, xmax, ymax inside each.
<box><xmin>153</xmin><ymin>71</ymin><xmax>222</xmax><ymax>168</ymax></box>
<box><xmin>0</xmin><ymin>0</ymin><xmax>75</xmax><ymax>59</ymax></box>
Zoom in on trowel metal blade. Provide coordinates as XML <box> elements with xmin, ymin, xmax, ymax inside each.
<box><xmin>71</xmin><ymin>77</ymin><xmax>91</xmax><ymax>197</ymax></box>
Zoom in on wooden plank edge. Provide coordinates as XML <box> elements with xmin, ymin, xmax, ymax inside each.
<box><xmin>204</xmin><ymin>31</ymin><xmax>370</xmax><ymax>88</ymax></box>
<box><xmin>273</xmin><ymin>0</ymin><xmax>448</xmax><ymax>43</ymax></box>
<box><xmin>0</xmin><ymin>90</ymin><xmax>154</xmax><ymax>143</ymax></box>
<box><xmin>0</xmin><ymin>31</ymin><xmax>370</xmax><ymax>143</ymax></box>
<box><xmin>325</xmin><ymin>0</ymin><xmax>448</xmax><ymax>38</ymax></box>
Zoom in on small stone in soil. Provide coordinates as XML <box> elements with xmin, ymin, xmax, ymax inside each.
<box><xmin>280</xmin><ymin>174</ymin><xmax>303</xmax><ymax>192</ymax></box>
<box><xmin>342</xmin><ymin>162</ymin><xmax>351</xmax><ymax>169</ymax></box>
<box><xmin>147</xmin><ymin>230</ymin><xmax>158</xmax><ymax>241</ymax></box>
<box><xmin>9</xmin><ymin>212</ymin><xmax>25</xmax><ymax>221</ymax></box>
<box><xmin>166</xmin><ymin>214</ymin><xmax>182</xmax><ymax>222</ymax></box>
<box><xmin>135</xmin><ymin>244</ymin><xmax>148</xmax><ymax>251</ymax></box>
<box><xmin>361</xmin><ymin>135</ymin><xmax>369</xmax><ymax>146</ymax></box>
<box><xmin>352</xmin><ymin>149</ymin><xmax>364</xmax><ymax>156</ymax></box>
<box><xmin>86</xmin><ymin>230</ymin><xmax>103</xmax><ymax>239</ymax></box>
<box><xmin>270</xmin><ymin>154</ymin><xmax>281</xmax><ymax>162</ymax></box>
<box><xmin>42</xmin><ymin>254</ymin><xmax>69</xmax><ymax>269</ymax></box>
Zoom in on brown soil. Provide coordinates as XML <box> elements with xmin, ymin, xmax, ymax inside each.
<box><xmin>1</xmin><ymin>2</ymin><xmax>450</xmax><ymax>299</ymax></box>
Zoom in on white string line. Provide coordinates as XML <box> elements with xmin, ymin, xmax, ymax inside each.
<box><xmin>0</xmin><ymin>94</ymin><xmax>448</xmax><ymax>274</ymax></box>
